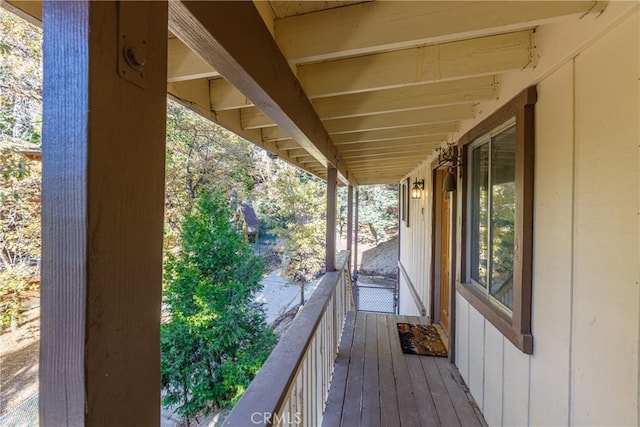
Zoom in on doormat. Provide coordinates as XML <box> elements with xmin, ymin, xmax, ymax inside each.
<box><xmin>396</xmin><ymin>323</ymin><xmax>447</xmax><ymax>357</ymax></box>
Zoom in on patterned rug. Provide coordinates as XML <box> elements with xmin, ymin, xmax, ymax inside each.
<box><xmin>397</xmin><ymin>323</ymin><xmax>447</xmax><ymax>357</ymax></box>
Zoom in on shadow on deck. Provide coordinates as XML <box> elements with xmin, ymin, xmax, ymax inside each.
<box><xmin>323</xmin><ymin>312</ymin><xmax>486</xmax><ymax>427</ymax></box>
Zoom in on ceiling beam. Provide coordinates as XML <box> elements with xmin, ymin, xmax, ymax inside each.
<box><xmin>207</xmin><ymin>30</ymin><xmax>532</xmax><ymax>107</ymax></box>
<box><xmin>342</xmin><ymin>150</ymin><xmax>432</xmax><ymax>161</ymax></box>
<box><xmin>239</xmin><ymin>76</ymin><xmax>489</xmax><ymax>128</ymax></box>
<box><xmin>341</xmin><ymin>146</ymin><xmax>438</xmax><ymax>159</ymax></box>
<box><xmin>167</xmin><ymin>79</ymin><xmax>325</xmax><ymax>180</ymax></box>
<box><xmin>358</xmin><ymin>177</ymin><xmax>405</xmax><ymax>185</ymax></box>
<box><xmin>346</xmin><ymin>156</ymin><xmax>425</xmax><ymax>166</ymax></box>
<box><xmin>298</xmin><ymin>31</ymin><xmax>534</xmax><ymax>97</ymax></box>
<box><xmin>333</xmin><ymin>124</ymin><xmax>456</xmax><ymax>145</ymax></box>
<box><xmin>274</xmin><ymin>1</ymin><xmax>606</xmax><ymax>63</ymax></box>
<box><xmin>313</xmin><ymin>75</ymin><xmax>496</xmax><ymax>120</ymax></box>
<box><xmin>168</xmin><ymin>1</ymin><xmax>354</xmax><ymax>185</ymax></box>
<box><xmin>324</xmin><ymin>104</ymin><xmax>475</xmax><ymax>134</ymax></box>
<box><xmin>349</xmin><ymin>167</ymin><xmax>415</xmax><ymax>175</ymax></box>
<box><xmin>336</xmin><ymin>136</ymin><xmax>444</xmax><ymax>153</ymax></box>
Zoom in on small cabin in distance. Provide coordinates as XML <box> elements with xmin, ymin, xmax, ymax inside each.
<box><xmin>235</xmin><ymin>203</ymin><xmax>259</xmax><ymax>243</ymax></box>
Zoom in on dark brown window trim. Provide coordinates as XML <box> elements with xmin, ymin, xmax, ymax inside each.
<box><xmin>457</xmin><ymin>86</ymin><xmax>536</xmax><ymax>355</ymax></box>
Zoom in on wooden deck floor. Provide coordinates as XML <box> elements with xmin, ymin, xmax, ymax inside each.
<box><xmin>322</xmin><ymin>312</ymin><xmax>486</xmax><ymax>427</ymax></box>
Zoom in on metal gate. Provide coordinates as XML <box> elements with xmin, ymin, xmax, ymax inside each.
<box><xmin>353</xmin><ymin>279</ymin><xmax>398</xmax><ymax>314</ymax></box>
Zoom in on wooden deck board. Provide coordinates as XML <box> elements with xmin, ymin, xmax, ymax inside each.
<box><xmin>322</xmin><ymin>311</ymin><xmax>356</xmax><ymax>427</ymax></box>
<box><xmin>398</xmin><ymin>315</ymin><xmax>441</xmax><ymax>426</ymax></box>
<box><xmin>361</xmin><ymin>313</ymin><xmax>381</xmax><ymax>427</ymax></box>
<box><xmin>340</xmin><ymin>311</ymin><xmax>367</xmax><ymax>425</ymax></box>
<box><xmin>387</xmin><ymin>315</ymin><xmax>421</xmax><ymax>426</ymax></box>
<box><xmin>435</xmin><ymin>357</ymin><xmax>485</xmax><ymax>427</ymax></box>
<box><xmin>377</xmin><ymin>313</ymin><xmax>401</xmax><ymax>426</ymax></box>
<box><xmin>324</xmin><ymin>312</ymin><xmax>485</xmax><ymax>427</ymax></box>
<box><xmin>421</xmin><ymin>356</ymin><xmax>462</xmax><ymax>426</ymax></box>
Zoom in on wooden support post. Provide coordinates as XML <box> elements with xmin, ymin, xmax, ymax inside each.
<box><xmin>326</xmin><ymin>167</ymin><xmax>337</xmax><ymax>271</ymax></box>
<box><xmin>346</xmin><ymin>185</ymin><xmax>354</xmax><ymax>262</ymax></box>
<box><xmin>40</xmin><ymin>1</ymin><xmax>168</xmax><ymax>425</ymax></box>
<box><xmin>354</xmin><ymin>188</ymin><xmax>360</xmax><ymax>271</ymax></box>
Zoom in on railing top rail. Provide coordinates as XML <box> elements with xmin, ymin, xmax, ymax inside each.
<box><xmin>398</xmin><ymin>260</ymin><xmax>427</xmax><ymax>317</ymax></box>
<box><xmin>224</xmin><ymin>251</ymin><xmax>350</xmax><ymax>426</ymax></box>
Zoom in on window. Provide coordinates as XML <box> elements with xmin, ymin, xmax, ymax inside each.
<box><xmin>457</xmin><ymin>87</ymin><xmax>535</xmax><ymax>354</ymax></box>
<box><xmin>401</xmin><ymin>177</ymin><xmax>410</xmax><ymax>227</ymax></box>
<box><xmin>468</xmin><ymin>120</ymin><xmax>516</xmax><ymax>312</ymax></box>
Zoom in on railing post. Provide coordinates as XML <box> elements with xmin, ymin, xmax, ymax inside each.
<box><xmin>347</xmin><ymin>185</ymin><xmax>354</xmax><ymax>268</ymax></box>
<box><xmin>326</xmin><ymin>167</ymin><xmax>337</xmax><ymax>271</ymax></box>
<box><xmin>354</xmin><ymin>187</ymin><xmax>359</xmax><ymax>271</ymax></box>
<box><xmin>41</xmin><ymin>2</ymin><xmax>167</xmax><ymax>424</ymax></box>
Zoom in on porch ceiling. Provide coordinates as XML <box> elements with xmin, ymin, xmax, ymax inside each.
<box><xmin>5</xmin><ymin>0</ymin><xmax>606</xmax><ymax>185</ymax></box>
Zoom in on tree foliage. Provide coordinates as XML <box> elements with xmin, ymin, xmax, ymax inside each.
<box><xmin>355</xmin><ymin>185</ymin><xmax>399</xmax><ymax>245</ymax></box>
<box><xmin>255</xmin><ymin>163</ymin><xmax>326</xmax><ymax>301</ymax></box>
<box><xmin>0</xmin><ymin>146</ymin><xmax>41</xmax><ymax>328</ymax></box>
<box><xmin>161</xmin><ymin>192</ymin><xmax>277</xmax><ymax>423</ymax></box>
<box><xmin>0</xmin><ymin>8</ymin><xmax>42</xmax><ymax>143</ymax></box>
<box><xmin>165</xmin><ymin>100</ymin><xmax>258</xmax><ymax>248</ymax></box>
<box><xmin>337</xmin><ymin>185</ymin><xmax>399</xmax><ymax>247</ymax></box>
<box><xmin>0</xmin><ymin>8</ymin><xmax>42</xmax><ymax>329</ymax></box>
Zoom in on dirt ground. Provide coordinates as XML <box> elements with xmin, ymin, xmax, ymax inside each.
<box><xmin>0</xmin><ymin>297</ymin><xmax>40</xmax><ymax>416</ymax></box>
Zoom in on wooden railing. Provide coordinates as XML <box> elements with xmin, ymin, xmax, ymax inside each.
<box><xmin>224</xmin><ymin>251</ymin><xmax>353</xmax><ymax>426</ymax></box>
<box><xmin>398</xmin><ymin>260</ymin><xmax>427</xmax><ymax>317</ymax></box>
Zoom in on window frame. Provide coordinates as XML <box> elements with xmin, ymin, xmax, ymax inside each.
<box><xmin>457</xmin><ymin>87</ymin><xmax>536</xmax><ymax>355</ymax></box>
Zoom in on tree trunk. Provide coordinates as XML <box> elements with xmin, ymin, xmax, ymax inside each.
<box><xmin>368</xmin><ymin>222</ymin><xmax>379</xmax><ymax>245</ymax></box>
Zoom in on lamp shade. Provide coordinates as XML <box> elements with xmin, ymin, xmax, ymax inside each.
<box><xmin>411</xmin><ymin>185</ymin><xmax>421</xmax><ymax>199</ymax></box>
<box><xmin>443</xmin><ymin>170</ymin><xmax>457</xmax><ymax>192</ymax></box>
<box><xmin>411</xmin><ymin>178</ymin><xmax>424</xmax><ymax>199</ymax></box>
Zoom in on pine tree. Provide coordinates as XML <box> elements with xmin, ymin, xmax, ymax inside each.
<box><xmin>161</xmin><ymin>192</ymin><xmax>276</xmax><ymax>424</ymax></box>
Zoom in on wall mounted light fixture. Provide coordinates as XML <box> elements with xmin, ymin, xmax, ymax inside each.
<box><xmin>437</xmin><ymin>142</ymin><xmax>463</xmax><ymax>192</ymax></box>
<box><xmin>411</xmin><ymin>178</ymin><xmax>424</xmax><ymax>199</ymax></box>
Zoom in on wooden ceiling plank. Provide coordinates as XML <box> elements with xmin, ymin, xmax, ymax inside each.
<box><xmin>348</xmin><ymin>160</ymin><xmax>421</xmax><ymax>168</ymax></box>
<box><xmin>240</xmin><ymin>108</ymin><xmax>277</xmax><ymax>129</ymax></box>
<box><xmin>285</xmin><ymin>148</ymin><xmax>310</xmax><ymax>158</ymax></box>
<box><xmin>268</xmin><ymin>1</ymin><xmax>367</xmax><ymax>19</ymax></box>
<box><xmin>207</xmin><ymin>31</ymin><xmax>531</xmax><ymax>109</ymax></box>
<box><xmin>341</xmin><ymin>146</ymin><xmax>436</xmax><ymax>159</ymax></box>
<box><xmin>354</xmin><ymin>171</ymin><xmax>410</xmax><ymax>177</ymax></box>
<box><xmin>325</xmin><ymin>104</ymin><xmax>474</xmax><ymax>134</ymax></box>
<box><xmin>275</xmin><ymin>1</ymin><xmax>606</xmax><ymax>63</ymax></box>
<box><xmin>333</xmin><ymin>123</ymin><xmax>456</xmax><ymax>145</ymax></box>
<box><xmin>168</xmin><ymin>1</ymin><xmax>354</xmax><ymax>184</ymax></box>
<box><xmin>358</xmin><ymin>177</ymin><xmax>404</xmax><ymax>185</ymax></box>
<box><xmin>261</xmin><ymin>127</ymin><xmax>293</xmax><ymax>143</ymax></box>
<box><xmin>336</xmin><ymin>137</ymin><xmax>443</xmax><ymax>152</ymax></box>
<box><xmin>346</xmin><ymin>158</ymin><xmax>424</xmax><ymax>167</ymax></box>
<box><xmin>167</xmin><ymin>38</ymin><xmax>220</xmax><ymax>82</ymax></box>
<box><xmin>209</xmin><ymin>78</ymin><xmax>252</xmax><ymax>111</ymax></box>
<box><xmin>313</xmin><ymin>75</ymin><xmax>496</xmax><ymax>120</ymax></box>
<box><xmin>298</xmin><ymin>31</ymin><xmax>533</xmax><ymax>98</ymax></box>
<box><xmin>343</xmin><ymin>151</ymin><xmax>430</xmax><ymax>161</ymax></box>
<box><xmin>167</xmin><ymin>80</ymin><xmax>326</xmax><ymax>179</ymax></box>
<box><xmin>275</xmin><ymin>140</ymin><xmax>301</xmax><ymax>150</ymax></box>
<box><xmin>349</xmin><ymin>166</ymin><xmax>416</xmax><ymax>174</ymax></box>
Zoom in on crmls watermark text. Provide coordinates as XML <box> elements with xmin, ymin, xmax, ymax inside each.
<box><xmin>250</xmin><ymin>412</ymin><xmax>302</xmax><ymax>425</ymax></box>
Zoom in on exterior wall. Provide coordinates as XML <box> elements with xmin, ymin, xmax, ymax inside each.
<box><xmin>398</xmin><ymin>162</ymin><xmax>433</xmax><ymax>316</ymax></box>
<box><xmin>400</xmin><ymin>9</ymin><xmax>640</xmax><ymax>425</ymax></box>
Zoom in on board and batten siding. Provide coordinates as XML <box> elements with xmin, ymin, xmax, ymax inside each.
<box><xmin>400</xmin><ymin>9</ymin><xmax>639</xmax><ymax>426</ymax></box>
<box><xmin>399</xmin><ymin>163</ymin><xmax>433</xmax><ymax>317</ymax></box>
